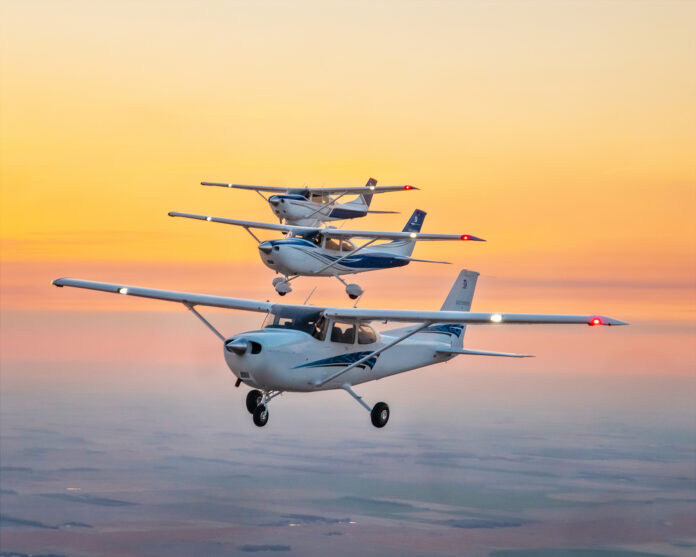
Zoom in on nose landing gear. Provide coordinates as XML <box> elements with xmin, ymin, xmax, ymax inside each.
<box><xmin>245</xmin><ymin>389</ymin><xmax>282</xmax><ymax>427</ymax></box>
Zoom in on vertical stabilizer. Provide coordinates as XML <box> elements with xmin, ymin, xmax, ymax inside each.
<box><xmin>440</xmin><ymin>269</ymin><xmax>479</xmax><ymax>348</ymax></box>
<box><xmin>441</xmin><ymin>269</ymin><xmax>479</xmax><ymax>311</ymax></box>
<box><xmin>377</xmin><ymin>209</ymin><xmax>426</xmax><ymax>256</ymax></box>
<box><xmin>402</xmin><ymin>209</ymin><xmax>426</xmax><ymax>233</ymax></box>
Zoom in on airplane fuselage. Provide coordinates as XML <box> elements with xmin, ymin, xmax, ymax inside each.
<box><xmin>268</xmin><ymin>194</ymin><xmax>367</xmax><ymax>226</ymax></box>
<box><xmin>258</xmin><ymin>238</ymin><xmax>410</xmax><ymax>277</ymax></box>
<box><xmin>223</xmin><ymin>325</ymin><xmax>459</xmax><ymax>392</ymax></box>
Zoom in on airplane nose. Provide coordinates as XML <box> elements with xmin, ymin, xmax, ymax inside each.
<box><xmin>268</xmin><ymin>196</ymin><xmax>281</xmax><ymax>206</ymax></box>
<box><xmin>225</xmin><ymin>338</ymin><xmax>249</xmax><ymax>355</ymax></box>
<box><xmin>258</xmin><ymin>244</ymin><xmax>273</xmax><ymax>254</ymax></box>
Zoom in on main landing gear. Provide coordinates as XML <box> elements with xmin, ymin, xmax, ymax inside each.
<box><xmin>342</xmin><ymin>384</ymin><xmax>390</xmax><ymax>428</ymax></box>
<box><xmin>334</xmin><ymin>276</ymin><xmax>364</xmax><ymax>300</ymax></box>
<box><xmin>245</xmin><ymin>389</ymin><xmax>282</xmax><ymax>427</ymax></box>
<box><xmin>272</xmin><ymin>277</ymin><xmax>292</xmax><ymax>296</ymax></box>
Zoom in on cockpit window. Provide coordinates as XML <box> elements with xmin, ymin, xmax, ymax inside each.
<box><xmin>357</xmin><ymin>324</ymin><xmax>377</xmax><ymax>344</ymax></box>
<box><xmin>264</xmin><ymin>307</ymin><xmax>324</xmax><ymax>335</ymax></box>
<box><xmin>287</xmin><ymin>188</ymin><xmax>310</xmax><ymax>199</ymax></box>
<box><xmin>330</xmin><ymin>322</ymin><xmax>356</xmax><ymax>344</ymax></box>
<box><xmin>293</xmin><ymin>230</ymin><xmax>322</xmax><ymax>245</ymax></box>
<box><xmin>312</xmin><ymin>315</ymin><xmax>328</xmax><ymax>340</ymax></box>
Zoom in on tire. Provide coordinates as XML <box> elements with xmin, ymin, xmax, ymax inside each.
<box><xmin>246</xmin><ymin>389</ymin><xmax>262</xmax><ymax>414</ymax></box>
<box><xmin>370</xmin><ymin>402</ymin><xmax>390</xmax><ymax>428</ymax></box>
<box><xmin>253</xmin><ymin>404</ymin><xmax>269</xmax><ymax>427</ymax></box>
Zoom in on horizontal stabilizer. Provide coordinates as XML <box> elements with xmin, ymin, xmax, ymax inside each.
<box><xmin>437</xmin><ymin>348</ymin><xmax>533</xmax><ymax>358</ymax></box>
<box><xmin>403</xmin><ymin>256</ymin><xmax>452</xmax><ymax>264</ymax></box>
<box><xmin>366</xmin><ymin>210</ymin><xmax>400</xmax><ymax>214</ymax></box>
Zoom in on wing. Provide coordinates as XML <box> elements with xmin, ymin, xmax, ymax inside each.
<box><xmin>304</xmin><ymin>185</ymin><xmax>418</xmax><ymax>194</ymax></box>
<box><xmin>52</xmin><ymin>278</ymin><xmax>273</xmax><ymax>312</ymax></box>
<box><xmin>168</xmin><ymin>212</ymin><xmax>480</xmax><ymax>242</ymax></box>
<box><xmin>201</xmin><ymin>181</ymin><xmax>418</xmax><ymax>195</ymax></box>
<box><xmin>201</xmin><ymin>182</ymin><xmax>291</xmax><ymax>193</ymax></box>
<box><xmin>323</xmin><ymin>308</ymin><xmax>627</xmax><ymax>326</ymax></box>
<box><xmin>320</xmin><ymin>228</ymin><xmax>485</xmax><ymax>242</ymax></box>
<box><xmin>168</xmin><ymin>212</ymin><xmax>310</xmax><ymax>234</ymax></box>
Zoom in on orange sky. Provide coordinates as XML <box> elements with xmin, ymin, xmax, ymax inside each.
<box><xmin>1</xmin><ymin>1</ymin><xmax>694</xmax><ymax>328</ymax></box>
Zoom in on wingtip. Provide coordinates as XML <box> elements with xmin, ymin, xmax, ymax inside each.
<box><xmin>52</xmin><ymin>278</ymin><xmax>65</xmax><ymax>287</ymax></box>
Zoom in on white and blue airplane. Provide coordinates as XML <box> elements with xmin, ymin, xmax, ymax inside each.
<box><xmin>168</xmin><ymin>209</ymin><xmax>485</xmax><ymax>298</ymax></box>
<box><xmin>201</xmin><ymin>178</ymin><xmax>416</xmax><ymax>226</ymax></box>
<box><xmin>52</xmin><ymin>270</ymin><xmax>627</xmax><ymax>428</ymax></box>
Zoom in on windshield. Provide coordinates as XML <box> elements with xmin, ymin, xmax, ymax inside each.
<box><xmin>264</xmin><ymin>306</ymin><xmax>324</xmax><ymax>335</ymax></box>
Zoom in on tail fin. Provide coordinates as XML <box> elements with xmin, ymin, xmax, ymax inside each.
<box><xmin>377</xmin><ymin>210</ymin><xmax>427</xmax><ymax>256</ymax></box>
<box><xmin>441</xmin><ymin>269</ymin><xmax>478</xmax><ymax>311</ymax></box>
<box><xmin>402</xmin><ymin>209</ymin><xmax>426</xmax><ymax>233</ymax></box>
<box><xmin>440</xmin><ymin>269</ymin><xmax>479</xmax><ymax>348</ymax></box>
<box><xmin>344</xmin><ymin>178</ymin><xmax>376</xmax><ymax>209</ymax></box>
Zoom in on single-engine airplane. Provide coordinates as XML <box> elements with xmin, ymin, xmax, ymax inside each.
<box><xmin>201</xmin><ymin>178</ymin><xmax>416</xmax><ymax>226</ymax></box>
<box><xmin>52</xmin><ymin>270</ymin><xmax>627</xmax><ymax>429</ymax></box>
<box><xmin>168</xmin><ymin>209</ymin><xmax>484</xmax><ymax>298</ymax></box>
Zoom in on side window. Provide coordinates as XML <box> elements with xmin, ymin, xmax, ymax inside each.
<box><xmin>340</xmin><ymin>240</ymin><xmax>354</xmax><ymax>252</ymax></box>
<box><xmin>357</xmin><ymin>324</ymin><xmax>377</xmax><ymax>344</ymax></box>
<box><xmin>324</xmin><ymin>238</ymin><xmax>341</xmax><ymax>251</ymax></box>
<box><xmin>330</xmin><ymin>322</ymin><xmax>356</xmax><ymax>344</ymax></box>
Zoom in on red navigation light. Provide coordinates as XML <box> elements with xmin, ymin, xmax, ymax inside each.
<box><xmin>404</xmin><ymin>185</ymin><xmax>413</xmax><ymax>190</ymax></box>
<box><xmin>590</xmin><ymin>317</ymin><xmax>602</xmax><ymax>326</ymax></box>
<box><xmin>461</xmin><ymin>235</ymin><xmax>470</xmax><ymax>241</ymax></box>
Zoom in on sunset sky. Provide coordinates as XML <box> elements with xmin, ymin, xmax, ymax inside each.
<box><xmin>1</xmin><ymin>4</ymin><xmax>695</xmax><ymax>555</ymax></box>
<box><xmin>1</xmin><ymin>1</ymin><xmax>694</xmax><ymax>377</ymax></box>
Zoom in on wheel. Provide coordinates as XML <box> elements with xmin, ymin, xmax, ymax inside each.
<box><xmin>345</xmin><ymin>283</ymin><xmax>363</xmax><ymax>299</ymax></box>
<box><xmin>275</xmin><ymin>280</ymin><xmax>292</xmax><ymax>296</ymax></box>
<box><xmin>370</xmin><ymin>402</ymin><xmax>390</xmax><ymax>428</ymax></box>
<box><xmin>253</xmin><ymin>404</ymin><xmax>269</xmax><ymax>427</ymax></box>
<box><xmin>246</xmin><ymin>389</ymin><xmax>262</xmax><ymax>414</ymax></box>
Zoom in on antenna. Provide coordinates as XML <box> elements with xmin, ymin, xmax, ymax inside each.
<box><xmin>352</xmin><ymin>294</ymin><xmax>363</xmax><ymax>308</ymax></box>
<box><xmin>303</xmin><ymin>287</ymin><xmax>317</xmax><ymax>305</ymax></box>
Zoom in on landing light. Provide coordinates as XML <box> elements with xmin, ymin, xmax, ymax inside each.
<box><xmin>118</xmin><ymin>287</ymin><xmax>128</xmax><ymax>294</ymax></box>
<box><xmin>206</xmin><ymin>216</ymin><xmax>212</xmax><ymax>221</ymax></box>
<box><xmin>409</xmin><ymin>232</ymin><xmax>417</xmax><ymax>238</ymax></box>
<box><xmin>369</xmin><ymin>185</ymin><xmax>375</xmax><ymax>190</ymax></box>
<box><xmin>490</xmin><ymin>314</ymin><xmax>503</xmax><ymax>323</ymax></box>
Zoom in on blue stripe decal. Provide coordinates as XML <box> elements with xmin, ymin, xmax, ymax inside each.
<box><xmin>424</xmin><ymin>323</ymin><xmax>464</xmax><ymax>337</ymax></box>
<box><xmin>294</xmin><ymin>351</ymin><xmax>378</xmax><ymax>370</ymax></box>
<box><xmin>328</xmin><ymin>208</ymin><xmax>366</xmax><ymax>219</ymax></box>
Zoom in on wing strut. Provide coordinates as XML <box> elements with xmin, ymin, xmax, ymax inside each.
<box><xmin>184</xmin><ymin>303</ymin><xmax>225</xmax><ymax>341</ymax></box>
<box><xmin>301</xmin><ymin>192</ymin><xmax>348</xmax><ymax>221</ymax></box>
<box><xmin>311</xmin><ymin>238</ymin><xmax>379</xmax><ymax>276</ymax></box>
<box><xmin>341</xmin><ymin>384</ymin><xmax>371</xmax><ymax>412</ymax></box>
<box><xmin>314</xmin><ymin>322</ymin><xmax>431</xmax><ymax>387</ymax></box>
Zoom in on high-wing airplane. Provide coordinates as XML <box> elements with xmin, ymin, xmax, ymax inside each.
<box><xmin>168</xmin><ymin>209</ymin><xmax>485</xmax><ymax>298</ymax></box>
<box><xmin>52</xmin><ymin>270</ymin><xmax>627</xmax><ymax>429</ymax></box>
<box><xmin>201</xmin><ymin>178</ymin><xmax>417</xmax><ymax>226</ymax></box>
